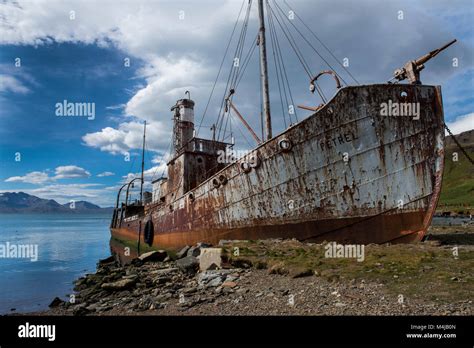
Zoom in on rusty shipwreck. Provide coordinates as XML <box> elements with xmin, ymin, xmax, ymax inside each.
<box><xmin>110</xmin><ymin>0</ymin><xmax>456</xmax><ymax>251</ymax></box>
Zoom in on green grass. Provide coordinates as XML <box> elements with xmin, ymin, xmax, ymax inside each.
<box><xmin>438</xmin><ymin>142</ymin><xmax>474</xmax><ymax>210</ymax></box>
<box><xmin>228</xmin><ymin>239</ymin><xmax>474</xmax><ymax>304</ymax></box>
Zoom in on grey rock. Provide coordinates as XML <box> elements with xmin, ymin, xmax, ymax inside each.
<box><xmin>176</xmin><ymin>246</ymin><xmax>191</xmax><ymax>259</ymax></box>
<box><xmin>49</xmin><ymin>297</ymin><xmax>65</xmax><ymax>308</ymax></box>
<box><xmin>101</xmin><ymin>278</ymin><xmax>136</xmax><ymax>291</ymax></box>
<box><xmin>197</xmin><ymin>271</ymin><xmax>221</xmax><ymax>285</ymax></box>
<box><xmin>138</xmin><ymin>250</ymin><xmax>168</xmax><ymax>262</ymax></box>
<box><xmin>72</xmin><ymin>303</ymin><xmax>89</xmax><ymax>316</ymax></box>
<box><xmin>187</xmin><ymin>242</ymin><xmax>212</xmax><ymax>257</ymax></box>
<box><xmin>176</xmin><ymin>256</ymin><xmax>199</xmax><ymax>274</ymax></box>
<box><xmin>207</xmin><ymin>277</ymin><xmax>224</xmax><ymax>287</ymax></box>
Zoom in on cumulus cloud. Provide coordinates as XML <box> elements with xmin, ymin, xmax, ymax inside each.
<box><xmin>53</xmin><ymin>165</ymin><xmax>90</xmax><ymax>179</ymax></box>
<box><xmin>97</xmin><ymin>171</ymin><xmax>115</xmax><ymax>177</ymax></box>
<box><xmin>124</xmin><ymin>164</ymin><xmax>167</xmax><ymax>182</ymax></box>
<box><xmin>2</xmin><ymin>0</ymin><xmax>473</xmax><ymax>157</ymax></box>
<box><xmin>446</xmin><ymin>112</ymin><xmax>474</xmax><ymax>135</ymax></box>
<box><xmin>82</xmin><ymin>121</ymin><xmax>170</xmax><ymax>155</ymax></box>
<box><xmin>5</xmin><ymin>165</ymin><xmax>91</xmax><ymax>184</ymax></box>
<box><xmin>5</xmin><ymin>171</ymin><xmax>50</xmax><ymax>184</ymax></box>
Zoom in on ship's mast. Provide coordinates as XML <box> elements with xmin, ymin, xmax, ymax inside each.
<box><xmin>257</xmin><ymin>0</ymin><xmax>272</xmax><ymax>140</ymax></box>
<box><xmin>140</xmin><ymin>120</ymin><xmax>146</xmax><ymax>204</ymax></box>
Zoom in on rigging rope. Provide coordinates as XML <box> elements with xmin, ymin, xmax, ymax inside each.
<box><xmin>196</xmin><ymin>0</ymin><xmax>247</xmax><ymax>137</ymax></box>
<box><xmin>267</xmin><ymin>0</ymin><xmax>300</xmax><ymax>124</ymax></box>
<box><xmin>267</xmin><ymin>0</ymin><xmax>290</xmax><ymax>127</ymax></box>
<box><xmin>267</xmin><ymin>1</ymin><xmax>327</xmax><ymax>103</ymax></box>
<box><xmin>282</xmin><ymin>0</ymin><xmax>360</xmax><ymax>85</ymax></box>
<box><xmin>273</xmin><ymin>0</ymin><xmax>348</xmax><ymax>87</ymax></box>
<box><xmin>216</xmin><ymin>0</ymin><xmax>253</xmax><ymax>141</ymax></box>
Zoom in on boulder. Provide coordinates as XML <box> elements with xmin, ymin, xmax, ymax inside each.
<box><xmin>197</xmin><ymin>271</ymin><xmax>225</xmax><ymax>287</ymax></box>
<box><xmin>49</xmin><ymin>297</ymin><xmax>65</xmax><ymax>308</ymax></box>
<box><xmin>176</xmin><ymin>256</ymin><xmax>199</xmax><ymax>274</ymax></box>
<box><xmin>138</xmin><ymin>250</ymin><xmax>168</xmax><ymax>262</ymax></box>
<box><xmin>176</xmin><ymin>246</ymin><xmax>191</xmax><ymax>259</ymax></box>
<box><xmin>199</xmin><ymin>248</ymin><xmax>223</xmax><ymax>271</ymax></box>
<box><xmin>187</xmin><ymin>242</ymin><xmax>212</xmax><ymax>257</ymax></box>
<box><xmin>101</xmin><ymin>278</ymin><xmax>136</xmax><ymax>291</ymax></box>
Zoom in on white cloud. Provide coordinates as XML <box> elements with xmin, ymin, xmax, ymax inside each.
<box><xmin>82</xmin><ymin>121</ymin><xmax>170</xmax><ymax>155</ymax></box>
<box><xmin>446</xmin><ymin>112</ymin><xmax>474</xmax><ymax>135</ymax></box>
<box><xmin>97</xmin><ymin>171</ymin><xmax>115</xmax><ymax>177</ymax></box>
<box><xmin>53</xmin><ymin>165</ymin><xmax>90</xmax><ymax>179</ymax></box>
<box><xmin>122</xmin><ymin>162</ymin><xmax>167</xmax><ymax>184</ymax></box>
<box><xmin>2</xmin><ymin>0</ymin><xmax>473</xmax><ymax>156</ymax></box>
<box><xmin>5</xmin><ymin>171</ymin><xmax>50</xmax><ymax>184</ymax></box>
<box><xmin>124</xmin><ymin>56</ymin><xmax>212</xmax><ymax>121</ymax></box>
<box><xmin>0</xmin><ymin>74</ymin><xmax>30</xmax><ymax>94</ymax></box>
<box><xmin>0</xmin><ymin>0</ymin><xmax>243</xmax><ymax>55</ymax></box>
<box><xmin>5</xmin><ymin>165</ymin><xmax>91</xmax><ymax>184</ymax></box>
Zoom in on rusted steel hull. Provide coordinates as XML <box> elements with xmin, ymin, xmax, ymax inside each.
<box><xmin>111</xmin><ymin>84</ymin><xmax>445</xmax><ymax>250</ymax></box>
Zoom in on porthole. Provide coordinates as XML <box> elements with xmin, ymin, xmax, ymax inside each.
<box><xmin>249</xmin><ymin>154</ymin><xmax>261</xmax><ymax>168</ymax></box>
<box><xmin>278</xmin><ymin>138</ymin><xmax>292</xmax><ymax>152</ymax></box>
<box><xmin>240</xmin><ymin>161</ymin><xmax>252</xmax><ymax>173</ymax></box>
<box><xmin>219</xmin><ymin>174</ymin><xmax>228</xmax><ymax>185</ymax></box>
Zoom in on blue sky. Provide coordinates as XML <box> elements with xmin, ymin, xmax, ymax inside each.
<box><xmin>0</xmin><ymin>0</ymin><xmax>473</xmax><ymax>206</ymax></box>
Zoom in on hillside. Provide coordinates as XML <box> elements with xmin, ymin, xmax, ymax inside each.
<box><xmin>439</xmin><ymin>129</ymin><xmax>474</xmax><ymax>211</ymax></box>
<box><xmin>0</xmin><ymin>192</ymin><xmax>112</xmax><ymax>214</ymax></box>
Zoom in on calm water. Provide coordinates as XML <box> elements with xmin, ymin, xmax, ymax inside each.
<box><xmin>0</xmin><ymin>213</ymin><xmax>111</xmax><ymax>314</ymax></box>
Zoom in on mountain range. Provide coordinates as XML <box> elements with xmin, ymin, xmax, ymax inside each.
<box><xmin>0</xmin><ymin>192</ymin><xmax>113</xmax><ymax>214</ymax></box>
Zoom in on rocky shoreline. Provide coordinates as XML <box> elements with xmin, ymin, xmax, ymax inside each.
<box><xmin>31</xmin><ymin>228</ymin><xmax>473</xmax><ymax>316</ymax></box>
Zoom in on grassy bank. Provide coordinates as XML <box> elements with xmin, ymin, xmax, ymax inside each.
<box><xmin>438</xmin><ymin>129</ymin><xmax>474</xmax><ymax>212</ymax></box>
<box><xmin>225</xmin><ymin>236</ymin><xmax>474</xmax><ymax>305</ymax></box>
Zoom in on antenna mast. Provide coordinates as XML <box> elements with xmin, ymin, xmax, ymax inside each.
<box><xmin>140</xmin><ymin>120</ymin><xmax>146</xmax><ymax>204</ymax></box>
<box><xmin>257</xmin><ymin>0</ymin><xmax>272</xmax><ymax>140</ymax></box>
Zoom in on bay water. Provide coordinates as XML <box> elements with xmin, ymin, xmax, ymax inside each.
<box><xmin>0</xmin><ymin>213</ymin><xmax>111</xmax><ymax>314</ymax></box>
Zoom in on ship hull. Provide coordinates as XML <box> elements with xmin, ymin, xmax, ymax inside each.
<box><xmin>111</xmin><ymin>84</ymin><xmax>445</xmax><ymax>250</ymax></box>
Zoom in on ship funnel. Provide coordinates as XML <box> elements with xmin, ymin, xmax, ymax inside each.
<box><xmin>171</xmin><ymin>98</ymin><xmax>195</xmax><ymax>154</ymax></box>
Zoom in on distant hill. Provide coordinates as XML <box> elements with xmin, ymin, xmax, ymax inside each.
<box><xmin>439</xmin><ymin>129</ymin><xmax>474</xmax><ymax>211</ymax></box>
<box><xmin>0</xmin><ymin>192</ymin><xmax>113</xmax><ymax>214</ymax></box>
